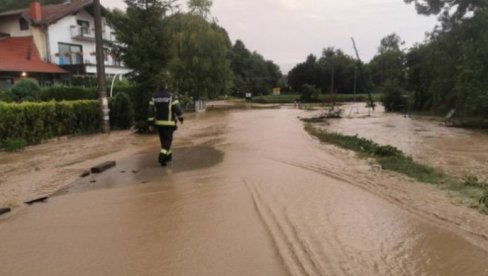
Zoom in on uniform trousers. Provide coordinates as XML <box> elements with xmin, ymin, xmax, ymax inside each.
<box><xmin>157</xmin><ymin>125</ymin><xmax>176</xmax><ymax>159</ymax></box>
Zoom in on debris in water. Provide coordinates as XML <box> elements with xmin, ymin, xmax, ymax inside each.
<box><xmin>91</xmin><ymin>161</ymin><xmax>116</xmax><ymax>173</ymax></box>
<box><xmin>25</xmin><ymin>196</ymin><xmax>49</xmax><ymax>205</ymax></box>
<box><xmin>301</xmin><ymin>109</ymin><xmax>343</xmax><ymax>123</ymax></box>
<box><xmin>80</xmin><ymin>170</ymin><xmax>90</xmax><ymax>177</ymax></box>
<box><xmin>0</xmin><ymin>207</ymin><xmax>11</xmax><ymax>216</ymax></box>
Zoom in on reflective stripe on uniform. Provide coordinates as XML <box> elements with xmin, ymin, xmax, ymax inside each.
<box><xmin>160</xmin><ymin>149</ymin><xmax>169</xmax><ymax>154</ymax></box>
<box><xmin>169</xmin><ymin>96</ymin><xmax>173</xmax><ymax>123</ymax></box>
<box><xmin>172</xmin><ymin>100</ymin><xmax>179</xmax><ymax>105</ymax></box>
<box><xmin>155</xmin><ymin>120</ymin><xmax>176</xmax><ymax>126</ymax></box>
<box><xmin>147</xmin><ymin>117</ymin><xmax>155</xmax><ymax>121</ymax></box>
<box><xmin>149</xmin><ymin>100</ymin><xmax>154</xmax><ymax>105</ymax></box>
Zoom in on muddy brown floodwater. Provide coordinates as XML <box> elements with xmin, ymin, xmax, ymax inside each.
<box><xmin>1</xmin><ymin>108</ymin><xmax>488</xmax><ymax>276</ymax></box>
<box><xmin>326</xmin><ymin>104</ymin><xmax>488</xmax><ymax>181</ymax></box>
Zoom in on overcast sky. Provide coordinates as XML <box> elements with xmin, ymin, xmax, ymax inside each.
<box><xmin>101</xmin><ymin>0</ymin><xmax>439</xmax><ymax>73</ymax></box>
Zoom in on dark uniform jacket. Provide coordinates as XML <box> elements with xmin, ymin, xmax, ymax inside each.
<box><xmin>148</xmin><ymin>90</ymin><xmax>183</xmax><ymax>127</ymax></box>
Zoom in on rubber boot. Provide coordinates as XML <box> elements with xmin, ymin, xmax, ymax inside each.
<box><xmin>158</xmin><ymin>152</ymin><xmax>167</xmax><ymax>166</ymax></box>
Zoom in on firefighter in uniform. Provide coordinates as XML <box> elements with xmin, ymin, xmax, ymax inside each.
<box><xmin>148</xmin><ymin>82</ymin><xmax>184</xmax><ymax>166</ymax></box>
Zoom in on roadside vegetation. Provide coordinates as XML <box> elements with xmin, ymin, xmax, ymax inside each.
<box><xmin>287</xmin><ymin>0</ymin><xmax>488</xmax><ymax>128</ymax></box>
<box><xmin>251</xmin><ymin>93</ymin><xmax>382</xmax><ymax>104</ymax></box>
<box><xmin>304</xmin><ymin>124</ymin><xmax>488</xmax><ymax>213</ymax></box>
<box><xmin>0</xmin><ymin>0</ymin><xmax>283</xmax><ymax>147</ymax></box>
<box><xmin>0</xmin><ymin>79</ymin><xmax>134</xmax><ymax>151</ymax></box>
<box><xmin>107</xmin><ymin>0</ymin><xmax>282</xmax><ymax>131</ymax></box>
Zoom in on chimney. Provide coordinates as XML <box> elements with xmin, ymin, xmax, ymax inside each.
<box><xmin>29</xmin><ymin>1</ymin><xmax>42</xmax><ymax>22</ymax></box>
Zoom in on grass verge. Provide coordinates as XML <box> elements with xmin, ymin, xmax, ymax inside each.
<box><xmin>1</xmin><ymin>138</ymin><xmax>27</xmax><ymax>152</ymax></box>
<box><xmin>304</xmin><ymin>123</ymin><xmax>488</xmax><ymax>213</ymax></box>
<box><xmin>206</xmin><ymin>102</ymin><xmax>280</xmax><ymax>112</ymax></box>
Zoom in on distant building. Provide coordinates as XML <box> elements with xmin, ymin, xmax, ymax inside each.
<box><xmin>0</xmin><ymin>0</ymin><xmax>131</xmax><ymax>88</ymax></box>
<box><xmin>272</xmin><ymin>87</ymin><xmax>281</xmax><ymax>96</ymax></box>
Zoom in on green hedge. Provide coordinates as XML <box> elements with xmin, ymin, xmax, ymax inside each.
<box><xmin>0</xmin><ymin>100</ymin><xmax>100</xmax><ymax>144</ymax></box>
<box><xmin>39</xmin><ymin>85</ymin><xmax>139</xmax><ymax>102</ymax></box>
<box><xmin>39</xmin><ymin>86</ymin><xmax>98</xmax><ymax>101</ymax></box>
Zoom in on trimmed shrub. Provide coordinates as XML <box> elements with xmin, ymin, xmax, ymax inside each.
<box><xmin>0</xmin><ymin>100</ymin><xmax>99</xmax><ymax>144</ymax></box>
<box><xmin>109</xmin><ymin>92</ymin><xmax>134</xmax><ymax>129</ymax></box>
<box><xmin>10</xmin><ymin>78</ymin><xmax>41</xmax><ymax>102</ymax></box>
<box><xmin>0</xmin><ymin>90</ymin><xmax>14</xmax><ymax>102</ymax></box>
<box><xmin>300</xmin><ymin>84</ymin><xmax>320</xmax><ymax>102</ymax></box>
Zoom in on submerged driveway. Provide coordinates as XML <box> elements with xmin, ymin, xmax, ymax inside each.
<box><xmin>1</xmin><ymin>108</ymin><xmax>487</xmax><ymax>275</ymax></box>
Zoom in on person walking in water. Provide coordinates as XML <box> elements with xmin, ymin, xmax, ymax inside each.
<box><xmin>148</xmin><ymin>81</ymin><xmax>184</xmax><ymax>166</ymax></box>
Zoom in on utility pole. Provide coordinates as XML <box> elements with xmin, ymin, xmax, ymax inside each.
<box><xmin>351</xmin><ymin>37</ymin><xmax>375</xmax><ymax>111</ymax></box>
<box><xmin>330</xmin><ymin>62</ymin><xmax>335</xmax><ymax>110</ymax></box>
<box><xmin>94</xmin><ymin>0</ymin><xmax>110</xmax><ymax>133</ymax></box>
<box><xmin>353</xmin><ymin>66</ymin><xmax>358</xmax><ymax>113</ymax></box>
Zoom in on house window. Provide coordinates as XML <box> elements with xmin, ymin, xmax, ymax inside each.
<box><xmin>77</xmin><ymin>20</ymin><xmax>90</xmax><ymax>35</ymax></box>
<box><xmin>19</xmin><ymin>18</ymin><xmax>29</xmax><ymax>31</ymax></box>
<box><xmin>0</xmin><ymin>78</ymin><xmax>14</xmax><ymax>89</ymax></box>
<box><xmin>58</xmin><ymin>43</ymin><xmax>83</xmax><ymax>65</ymax></box>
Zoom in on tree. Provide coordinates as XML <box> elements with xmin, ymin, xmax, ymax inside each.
<box><xmin>366</xmin><ymin>34</ymin><xmax>407</xmax><ymax>111</ymax></box>
<box><xmin>230</xmin><ymin>40</ymin><xmax>282</xmax><ymax>96</ymax></box>
<box><xmin>403</xmin><ymin>0</ymin><xmax>488</xmax><ymax>24</ymax></box>
<box><xmin>368</xmin><ymin>33</ymin><xmax>406</xmax><ymax>88</ymax></box>
<box><xmin>399</xmin><ymin>5</ymin><xmax>488</xmax><ymax>124</ymax></box>
<box><xmin>108</xmin><ymin>0</ymin><xmax>176</xmax><ymax>131</ymax></box>
<box><xmin>318</xmin><ymin>48</ymin><xmax>358</xmax><ymax>94</ymax></box>
<box><xmin>187</xmin><ymin>0</ymin><xmax>212</xmax><ymax>19</ymax></box>
<box><xmin>378</xmin><ymin>33</ymin><xmax>404</xmax><ymax>54</ymax></box>
<box><xmin>288</xmin><ymin>48</ymin><xmax>360</xmax><ymax>95</ymax></box>
<box><xmin>288</xmin><ymin>54</ymin><xmax>321</xmax><ymax>93</ymax></box>
<box><xmin>169</xmin><ymin>13</ymin><xmax>233</xmax><ymax>99</ymax></box>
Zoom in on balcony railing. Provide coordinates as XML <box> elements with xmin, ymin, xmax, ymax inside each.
<box><xmin>51</xmin><ymin>52</ymin><xmax>123</xmax><ymax>67</ymax></box>
<box><xmin>70</xmin><ymin>25</ymin><xmax>117</xmax><ymax>42</ymax></box>
<box><xmin>70</xmin><ymin>25</ymin><xmax>95</xmax><ymax>41</ymax></box>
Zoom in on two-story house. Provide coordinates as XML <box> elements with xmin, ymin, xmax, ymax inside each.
<box><xmin>0</xmin><ymin>0</ymin><xmax>131</xmax><ymax>88</ymax></box>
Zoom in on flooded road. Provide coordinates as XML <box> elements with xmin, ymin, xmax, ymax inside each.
<box><xmin>1</xmin><ymin>108</ymin><xmax>488</xmax><ymax>275</ymax></box>
<box><xmin>326</xmin><ymin>104</ymin><xmax>488</xmax><ymax>181</ymax></box>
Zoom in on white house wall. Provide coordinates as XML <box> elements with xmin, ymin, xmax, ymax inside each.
<box><xmin>85</xmin><ymin>64</ymin><xmax>131</xmax><ymax>75</ymax></box>
<box><xmin>47</xmin><ymin>13</ymin><xmax>96</xmax><ymax>64</ymax></box>
<box><xmin>0</xmin><ymin>7</ymin><xmax>130</xmax><ymax>76</ymax></box>
<box><xmin>47</xmin><ymin>9</ymin><xmax>123</xmax><ymax>73</ymax></box>
<box><xmin>0</xmin><ymin>16</ymin><xmax>32</xmax><ymax>37</ymax></box>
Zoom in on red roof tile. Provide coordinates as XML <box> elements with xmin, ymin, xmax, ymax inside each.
<box><xmin>35</xmin><ymin>0</ymin><xmax>94</xmax><ymax>25</ymax></box>
<box><xmin>0</xmin><ymin>0</ymin><xmax>99</xmax><ymax>25</ymax></box>
<box><xmin>0</xmin><ymin>36</ymin><xmax>67</xmax><ymax>74</ymax></box>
